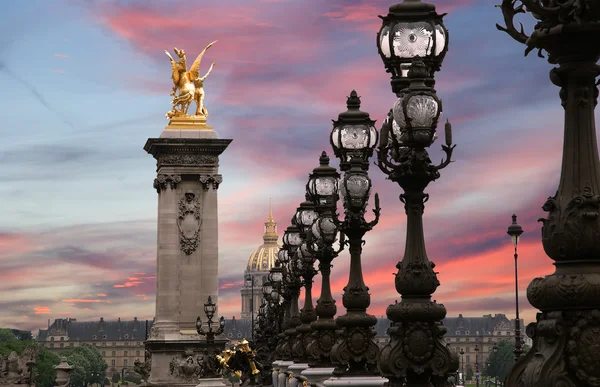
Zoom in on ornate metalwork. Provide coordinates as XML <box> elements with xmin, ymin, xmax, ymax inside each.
<box><xmin>375</xmin><ymin>59</ymin><xmax>458</xmax><ymax>386</ymax></box>
<box><xmin>170</xmin><ymin>355</ymin><xmax>203</xmax><ymax>382</ymax></box>
<box><xmin>497</xmin><ymin>1</ymin><xmax>600</xmax><ymax>386</ymax></box>
<box><xmin>153</xmin><ymin>173</ymin><xmax>181</xmax><ymax>193</ymax></box>
<box><xmin>305</xmin><ymin>152</ymin><xmax>345</xmax><ymax>368</ymax></box>
<box><xmin>178</xmin><ymin>191</ymin><xmax>202</xmax><ymax>255</ymax></box>
<box><xmin>328</xmin><ymin>93</ymin><xmax>381</xmax><ymax>377</ymax></box>
<box><xmin>196</xmin><ymin>296</ymin><xmax>225</xmax><ymax>344</ymax></box>
<box><xmin>199</xmin><ymin>174</ymin><xmax>223</xmax><ymax>190</ymax></box>
<box><xmin>133</xmin><ymin>358</ymin><xmax>151</xmax><ymax>383</ymax></box>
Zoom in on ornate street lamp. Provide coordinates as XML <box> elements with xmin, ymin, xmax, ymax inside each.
<box><xmin>506</xmin><ymin>214</ymin><xmax>524</xmax><ymax>362</ymax></box>
<box><xmin>329</xmin><ymin>91</ymin><xmax>381</xmax><ymax>377</ymax></box>
<box><xmin>376</xmin><ymin>60</ymin><xmax>458</xmax><ymax>387</ymax></box>
<box><xmin>330</xmin><ymin>91</ymin><xmax>378</xmax><ymax>171</ymax></box>
<box><xmin>459</xmin><ymin>348</ymin><xmax>464</xmax><ymax>383</ymax></box>
<box><xmin>475</xmin><ymin>345</ymin><xmax>480</xmax><ymax>387</ymax></box>
<box><xmin>196</xmin><ymin>296</ymin><xmax>225</xmax><ymax>345</ymax></box>
<box><xmin>376</xmin><ymin>0</ymin><xmax>449</xmax><ymax>95</ymax></box>
<box><xmin>497</xmin><ymin>1</ymin><xmax>600</xmax><ymax>385</ymax></box>
<box><xmin>304</xmin><ymin>152</ymin><xmax>344</xmax><ymax>371</ymax></box>
<box><xmin>291</xmin><ymin>198</ymin><xmax>319</xmax><ymax>366</ymax></box>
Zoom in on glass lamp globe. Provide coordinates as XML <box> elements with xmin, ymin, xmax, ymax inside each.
<box><xmin>277</xmin><ymin>248</ymin><xmax>289</xmax><ymax>264</ymax></box>
<box><xmin>377</xmin><ymin>0</ymin><xmax>449</xmax><ymax>92</ymax></box>
<box><xmin>263</xmin><ymin>282</ymin><xmax>273</xmax><ymax>297</ymax></box>
<box><xmin>312</xmin><ymin>216</ymin><xmax>337</xmax><ymax>244</ymax></box>
<box><xmin>283</xmin><ymin>226</ymin><xmax>302</xmax><ymax>247</ymax></box>
<box><xmin>295</xmin><ymin>205</ymin><xmax>318</xmax><ymax>231</ymax></box>
<box><xmin>341</xmin><ymin>173</ymin><xmax>371</xmax><ymax>207</ymax></box>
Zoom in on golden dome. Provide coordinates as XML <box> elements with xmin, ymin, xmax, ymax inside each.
<box><xmin>246</xmin><ymin>200</ymin><xmax>280</xmax><ymax>272</ymax></box>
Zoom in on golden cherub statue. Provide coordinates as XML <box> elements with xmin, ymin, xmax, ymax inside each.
<box><xmin>165</xmin><ymin>41</ymin><xmax>217</xmax><ymax>119</ymax></box>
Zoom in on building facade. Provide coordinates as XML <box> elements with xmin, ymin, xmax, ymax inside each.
<box><xmin>443</xmin><ymin>314</ymin><xmax>527</xmax><ymax>374</ymax></box>
<box><xmin>240</xmin><ymin>202</ymin><xmax>280</xmax><ymax>319</ymax></box>
<box><xmin>37</xmin><ymin>317</ymin><xmax>151</xmax><ymax>378</ymax></box>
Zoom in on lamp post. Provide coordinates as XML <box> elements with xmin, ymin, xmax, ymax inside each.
<box><xmin>506</xmin><ymin>214</ymin><xmax>524</xmax><ymax>362</ymax></box>
<box><xmin>375</xmin><ymin>2</ymin><xmax>458</xmax><ymax>386</ymax></box>
<box><xmin>459</xmin><ymin>349</ymin><xmax>464</xmax><ymax>384</ymax></box>
<box><xmin>245</xmin><ymin>273</ymin><xmax>256</xmax><ymax>343</ymax></box>
<box><xmin>196</xmin><ymin>296</ymin><xmax>225</xmax><ymax>345</ymax></box>
<box><xmin>304</xmin><ymin>152</ymin><xmax>344</xmax><ymax>370</ymax></box>
<box><xmin>291</xmin><ymin>198</ymin><xmax>319</xmax><ymax>366</ymax></box>
<box><xmin>475</xmin><ymin>345</ymin><xmax>480</xmax><ymax>387</ymax></box>
<box><xmin>328</xmin><ymin>91</ymin><xmax>381</xmax><ymax>378</ymax></box>
<box><xmin>281</xmin><ymin>222</ymin><xmax>303</xmax><ymax>363</ymax></box>
<box><xmin>497</xmin><ymin>1</ymin><xmax>600</xmax><ymax>385</ymax></box>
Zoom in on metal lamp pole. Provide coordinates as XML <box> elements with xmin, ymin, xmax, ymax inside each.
<box><xmin>475</xmin><ymin>345</ymin><xmax>480</xmax><ymax>387</ymax></box>
<box><xmin>507</xmin><ymin>214</ymin><xmax>524</xmax><ymax>361</ymax></box>
<box><xmin>245</xmin><ymin>274</ymin><xmax>255</xmax><ymax>343</ymax></box>
<box><xmin>497</xmin><ymin>0</ymin><xmax>600</xmax><ymax>385</ymax></box>
<box><xmin>460</xmin><ymin>349</ymin><xmax>464</xmax><ymax>384</ymax></box>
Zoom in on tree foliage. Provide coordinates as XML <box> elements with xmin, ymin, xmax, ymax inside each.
<box><xmin>466</xmin><ymin>365</ymin><xmax>473</xmax><ymax>381</ymax></box>
<box><xmin>63</xmin><ymin>344</ymin><xmax>108</xmax><ymax>387</ymax></box>
<box><xmin>0</xmin><ymin>330</ymin><xmax>60</xmax><ymax>387</ymax></box>
<box><xmin>484</xmin><ymin>340</ymin><xmax>517</xmax><ymax>381</ymax></box>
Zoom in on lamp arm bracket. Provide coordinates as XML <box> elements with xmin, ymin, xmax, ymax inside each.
<box><xmin>433</xmin><ymin>144</ymin><xmax>456</xmax><ymax>171</ymax></box>
<box><xmin>335</xmin><ymin>232</ymin><xmax>346</xmax><ymax>254</ymax></box>
<box><xmin>367</xmin><ymin>192</ymin><xmax>381</xmax><ymax>229</ymax></box>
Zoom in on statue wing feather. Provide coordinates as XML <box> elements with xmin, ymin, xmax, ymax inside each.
<box><xmin>189</xmin><ymin>40</ymin><xmax>217</xmax><ymax>80</ymax></box>
<box><xmin>165</xmin><ymin>50</ymin><xmax>180</xmax><ymax>85</ymax></box>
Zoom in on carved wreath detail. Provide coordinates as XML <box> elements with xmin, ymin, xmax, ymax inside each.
<box><xmin>178</xmin><ymin>191</ymin><xmax>202</xmax><ymax>255</ymax></box>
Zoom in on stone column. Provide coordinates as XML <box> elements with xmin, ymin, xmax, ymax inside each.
<box><xmin>144</xmin><ymin>124</ymin><xmax>231</xmax><ymax>387</ymax></box>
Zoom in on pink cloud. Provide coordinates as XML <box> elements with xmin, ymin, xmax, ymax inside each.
<box><xmin>97</xmin><ymin>293</ymin><xmax>107</xmax><ymax>297</ymax></box>
<box><xmin>113</xmin><ymin>282</ymin><xmax>143</xmax><ymax>288</ymax></box>
<box><xmin>53</xmin><ymin>53</ymin><xmax>69</xmax><ymax>58</ymax></box>
<box><xmin>62</xmin><ymin>299</ymin><xmax>111</xmax><ymax>303</ymax></box>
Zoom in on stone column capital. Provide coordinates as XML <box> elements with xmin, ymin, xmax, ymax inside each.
<box><xmin>153</xmin><ymin>174</ymin><xmax>182</xmax><ymax>193</ymax></box>
<box><xmin>199</xmin><ymin>174</ymin><xmax>223</xmax><ymax>190</ymax></box>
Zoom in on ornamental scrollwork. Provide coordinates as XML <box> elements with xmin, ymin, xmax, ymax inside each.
<box><xmin>159</xmin><ymin>154</ymin><xmax>217</xmax><ymax>166</ymax></box>
<box><xmin>538</xmin><ymin>186</ymin><xmax>600</xmax><ymax>263</ymax></box>
<box><xmin>199</xmin><ymin>174</ymin><xmax>223</xmax><ymax>190</ymax></box>
<box><xmin>178</xmin><ymin>191</ymin><xmax>202</xmax><ymax>255</ymax></box>
<box><xmin>153</xmin><ymin>174</ymin><xmax>181</xmax><ymax>193</ymax></box>
<box><xmin>169</xmin><ymin>355</ymin><xmax>202</xmax><ymax>382</ymax></box>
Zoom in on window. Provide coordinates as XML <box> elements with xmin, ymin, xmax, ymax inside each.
<box><xmin>467</xmin><ymin>338</ymin><xmax>470</xmax><ymax>342</ymax></box>
<box><xmin>92</xmin><ymin>335</ymin><xmax>97</xmax><ymax>339</ymax></box>
<box><xmin>60</xmin><ymin>343</ymin><xmax>64</xmax><ymax>348</ymax></box>
<box><xmin>124</xmin><ymin>351</ymin><xmax>128</xmax><ymax>357</ymax></box>
<box><xmin>102</xmin><ymin>342</ymin><xmax>106</xmax><ymax>347</ymax></box>
<box><xmin>466</xmin><ymin>347</ymin><xmax>470</xmax><ymax>353</ymax></box>
<box><xmin>60</xmin><ymin>337</ymin><xmax>64</xmax><ymax>341</ymax></box>
<box><xmin>111</xmin><ymin>360</ymin><xmax>115</xmax><ymax>366</ymax></box>
<box><xmin>136</xmin><ymin>351</ymin><xmax>140</xmax><ymax>356</ymax></box>
<box><xmin>50</xmin><ymin>343</ymin><xmax>54</xmax><ymax>348</ymax></box>
<box><xmin>102</xmin><ymin>335</ymin><xmax>107</xmax><ymax>339</ymax></box>
<box><xmin>138</xmin><ymin>342</ymin><xmax>141</xmax><ymax>346</ymax></box>
<box><xmin>112</xmin><ymin>351</ymin><xmax>116</xmax><ymax>357</ymax></box>
<box><xmin>69</xmin><ymin>343</ymin><xmax>74</xmax><ymax>348</ymax></box>
<box><xmin>50</xmin><ymin>337</ymin><xmax>54</xmax><ymax>341</ymax></box>
<box><xmin>455</xmin><ymin>331</ymin><xmax>460</xmax><ymax>335</ymax></box>
<box><xmin>465</xmin><ymin>330</ymin><xmax>470</xmax><ymax>335</ymax></box>
<box><xmin>102</xmin><ymin>351</ymin><xmax>106</xmax><ymax>357</ymax></box>
<box><xmin>113</xmin><ymin>342</ymin><xmax>116</xmax><ymax>346</ymax></box>
<box><xmin>124</xmin><ymin>359</ymin><xmax>128</xmax><ymax>367</ymax></box>
<box><xmin>124</xmin><ymin>334</ymin><xmax>129</xmax><ymax>339</ymax></box>
<box><xmin>466</xmin><ymin>355</ymin><xmax>470</xmax><ymax>363</ymax></box>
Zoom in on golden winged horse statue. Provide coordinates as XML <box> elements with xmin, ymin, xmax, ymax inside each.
<box><xmin>165</xmin><ymin>41</ymin><xmax>217</xmax><ymax>118</ymax></box>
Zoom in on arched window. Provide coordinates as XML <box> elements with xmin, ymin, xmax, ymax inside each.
<box><xmin>50</xmin><ymin>337</ymin><xmax>55</xmax><ymax>341</ymax></box>
<box><xmin>124</xmin><ymin>351</ymin><xmax>128</xmax><ymax>357</ymax></box>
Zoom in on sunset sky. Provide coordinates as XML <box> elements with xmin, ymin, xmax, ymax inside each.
<box><xmin>0</xmin><ymin>0</ymin><xmax>586</xmax><ymax>333</ymax></box>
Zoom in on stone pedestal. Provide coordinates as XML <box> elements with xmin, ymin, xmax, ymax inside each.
<box><xmin>322</xmin><ymin>376</ymin><xmax>388</xmax><ymax>387</ymax></box>
<box><xmin>288</xmin><ymin>363</ymin><xmax>309</xmax><ymax>387</ymax></box>
<box><xmin>276</xmin><ymin>361</ymin><xmax>294</xmax><ymax>387</ymax></box>
<box><xmin>195</xmin><ymin>377</ymin><xmax>228</xmax><ymax>387</ymax></box>
<box><xmin>301</xmin><ymin>367</ymin><xmax>335</xmax><ymax>387</ymax></box>
<box><xmin>144</xmin><ymin>122</ymin><xmax>232</xmax><ymax>386</ymax></box>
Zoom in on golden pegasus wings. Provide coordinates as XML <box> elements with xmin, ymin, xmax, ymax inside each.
<box><xmin>164</xmin><ymin>50</ymin><xmax>181</xmax><ymax>86</ymax></box>
<box><xmin>189</xmin><ymin>40</ymin><xmax>218</xmax><ymax>80</ymax></box>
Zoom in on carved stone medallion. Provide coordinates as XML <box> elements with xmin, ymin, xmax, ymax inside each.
<box><xmin>178</xmin><ymin>191</ymin><xmax>202</xmax><ymax>255</ymax></box>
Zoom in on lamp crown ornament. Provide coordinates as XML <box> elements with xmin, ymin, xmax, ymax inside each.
<box><xmin>507</xmin><ymin>214</ymin><xmax>523</xmax><ymax>239</ymax></box>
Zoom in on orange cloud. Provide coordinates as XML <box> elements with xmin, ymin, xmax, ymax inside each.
<box><xmin>53</xmin><ymin>53</ymin><xmax>69</xmax><ymax>58</ymax></box>
<box><xmin>97</xmin><ymin>293</ymin><xmax>107</xmax><ymax>297</ymax></box>
<box><xmin>113</xmin><ymin>281</ymin><xmax>143</xmax><ymax>288</ymax></box>
<box><xmin>62</xmin><ymin>299</ymin><xmax>111</xmax><ymax>303</ymax></box>
<box><xmin>34</xmin><ymin>306</ymin><xmax>50</xmax><ymax>315</ymax></box>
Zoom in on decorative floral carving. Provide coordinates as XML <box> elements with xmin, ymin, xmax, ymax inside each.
<box><xmin>538</xmin><ymin>186</ymin><xmax>600</xmax><ymax>262</ymax></box>
<box><xmin>199</xmin><ymin>174</ymin><xmax>223</xmax><ymax>190</ymax></box>
<box><xmin>170</xmin><ymin>355</ymin><xmax>202</xmax><ymax>382</ymax></box>
<box><xmin>153</xmin><ymin>174</ymin><xmax>181</xmax><ymax>193</ymax></box>
<box><xmin>159</xmin><ymin>154</ymin><xmax>217</xmax><ymax>165</ymax></box>
<box><xmin>178</xmin><ymin>191</ymin><xmax>202</xmax><ymax>255</ymax></box>
<box><xmin>395</xmin><ymin>260</ymin><xmax>440</xmax><ymax>297</ymax></box>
